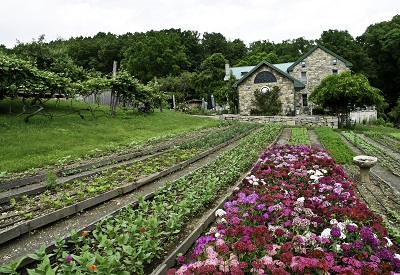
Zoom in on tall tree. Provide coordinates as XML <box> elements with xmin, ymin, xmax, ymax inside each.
<box><xmin>193</xmin><ymin>53</ymin><xmax>228</xmax><ymax>103</ymax></box>
<box><xmin>226</xmin><ymin>38</ymin><xmax>248</xmax><ymax>65</ymax></box>
<box><xmin>201</xmin><ymin>32</ymin><xmax>229</xmax><ymax>58</ymax></box>
<box><xmin>274</xmin><ymin>38</ymin><xmax>313</xmax><ymax>63</ymax></box>
<box><xmin>123</xmin><ymin>30</ymin><xmax>189</xmax><ymax>83</ymax></box>
<box><xmin>158</xmin><ymin>72</ymin><xmax>196</xmax><ymax>103</ymax></box>
<box><xmin>358</xmin><ymin>15</ymin><xmax>400</xmax><ymax>108</ymax></box>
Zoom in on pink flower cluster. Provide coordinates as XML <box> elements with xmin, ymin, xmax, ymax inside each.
<box><xmin>168</xmin><ymin>145</ymin><xmax>400</xmax><ymax>275</ymax></box>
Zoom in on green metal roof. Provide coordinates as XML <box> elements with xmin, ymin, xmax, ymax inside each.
<box><xmin>232</xmin><ymin>60</ymin><xmax>305</xmax><ymax>89</ymax></box>
<box><xmin>224</xmin><ymin>65</ymin><xmax>254</xmax><ymax>81</ymax></box>
<box><xmin>224</xmin><ymin>62</ymin><xmax>294</xmax><ymax>81</ymax></box>
<box><xmin>286</xmin><ymin>44</ymin><xmax>353</xmax><ymax>72</ymax></box>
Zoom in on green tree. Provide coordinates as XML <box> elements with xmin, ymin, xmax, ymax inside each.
<box><xmin>250</xmin><ymin>86</ymin><xmax>282</xmax><ymax>116</ymax></box>
<box><xmin>309</xmin><ymin>70</ymin><xmax>386</xmax><ymax>128</ymax></box>
<box><xmin>235</xmin><ymin>52</ymin><xmax>279</xmax><ymax>67</ymax></box>
<box><xmin>226</xmin><ymin>39</ymin><xmax>247</xmax><ymax>65</ymax></box>
<box><xmin>388</xmin><ymin>99</ymin><xmax>400</xmax><ymax>128</ymax></box>
<box><xmin>193</xmin><ymin>53</ymin><xmax>228</xmax><ymax>103</ymax></box>
<box><xmin>274</xmin><ymin>38</ymin><xmax>313</xmax><ymax>63</ymax></box>
<box><xmin>358</xmin><ymin>15</ymin><xmax>400</xmax><ymax>108</ymax></box>
<box><xmin>123</xmin><ymin>30</ymin><xmax>189</xmax><ymax>83</ymax></box>
<box><xmin>64</xmin><ymin>32</ymin><xmax>126</xmax><ymax>74</ymax></box>
<box><xmin>11</xmin><ymin>35</ymin><xmax>86</xmax><ymax>82</ymax></box>
<box><xmin>201</xmin><ymin>32</ymin><xmax>229</xmax><ymax>58</ymax></box>
<box><xmin>158</xmin><ymin>72</ymin><xmax>196</xmax><ymax>104</ymax></box>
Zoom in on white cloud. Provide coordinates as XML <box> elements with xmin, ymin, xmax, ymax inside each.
<box><xmin>0</xmin><ymin>0</ymin><xmax>398</xmax><ymax>48</ymax></box>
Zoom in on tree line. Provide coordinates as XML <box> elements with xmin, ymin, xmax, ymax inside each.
<box><xmin>0</xmin><ymin>15</ymin><xmax>399</xmax><ymax>123</ymax></box>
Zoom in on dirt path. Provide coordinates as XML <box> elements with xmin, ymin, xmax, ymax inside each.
<box><xmin>275</xmin><ymin>127</ymin><xmax>291</xmax><ymax>145</ymax></box>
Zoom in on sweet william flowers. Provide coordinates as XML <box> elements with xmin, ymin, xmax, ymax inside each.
<box><xmin>168</xmin><ymin>145</ymin><xmax>400</xmax><ymax>274</ymax></box>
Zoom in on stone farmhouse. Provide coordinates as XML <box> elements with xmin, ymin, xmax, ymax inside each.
<box><xmin>224</xmin><ymin>44</ymin><xmax>353</xmax><ymax>115</ymax></box>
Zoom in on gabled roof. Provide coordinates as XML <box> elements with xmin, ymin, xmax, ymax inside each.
<box><xmin>287</xmin><ymin>44</ymin><xmax>353</xmax><ymax>72</ymax></box>
<box><xmin>233</xmin><ymin>60</ymin><xmax>305</xmax><ymax>89</ymax></box>
<box><xmin>224</xmin><ymin>62</ymin><xmax>294</xmax><ymax>81</ymax></box>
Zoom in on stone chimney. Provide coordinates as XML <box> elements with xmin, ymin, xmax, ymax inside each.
<box><xmin>225</xmin><ymin>63</ymin><xmax>230</xmax><ymax>76</ymax></box>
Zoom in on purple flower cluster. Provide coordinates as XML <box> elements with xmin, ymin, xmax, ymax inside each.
<box><xmin>169</xmin><ymin>145</ymin><xmax>400</xmax><ymax>275</ymax></box>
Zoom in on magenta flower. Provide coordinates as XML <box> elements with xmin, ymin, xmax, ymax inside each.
<box><xmin>65</xmin><ymin>255</ymin><xmax>73</xmax><ymax>262</ymax></box>
<box><xmin>330</xmin><ymin>226</ymin><xmax>341</xmax><ymax>238</ymax></box>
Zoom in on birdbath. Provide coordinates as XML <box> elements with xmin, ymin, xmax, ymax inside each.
<box><xmin>353</xmin><ymin>155</ymin><xmax>378</xmax><ymax>183</ymax></box>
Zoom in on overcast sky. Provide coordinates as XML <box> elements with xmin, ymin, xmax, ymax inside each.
<box><xmin>1</xmin><ymin>0</ymin><xmax>398</xmax><ymax>48</ymax></box>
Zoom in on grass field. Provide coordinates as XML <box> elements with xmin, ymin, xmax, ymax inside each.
<box><xmin>0</xmin><ymin>99</ymin><xmax>223</xmax><ymax>174</ymax></box>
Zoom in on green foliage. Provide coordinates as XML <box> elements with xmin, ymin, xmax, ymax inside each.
<box><xmin>235</xmin><ymin>52</ymin><xmax>279</xmax><ymax>67</ymax></box>
<box><xmin>314</xmin><ymin>127</ymin><xmax>356</xmax><ymax>164</ymax></box>
<box><xmin>123</xmin><ymin>30</ymin><xmax>189</xmax><ymax>83</ymax></box>
<box><xmin>250</xmin><ymin>86</ymin><xmax>282</xmax><ymax>115</ymax></box>
<box><xmin>226</xmin><ymin>73</ymin><xmax>239</xmax><ymax>114</ymax></box>
<box><xmin>0</xmin><ymin>52</ymin><xmax>73</xmax><ymax>100</ymax></box>
<box><xmin>193</xmin><ymin>53</ymin><xmax>228</xmax><ymax>103</ymax></box>
<box><xmin>309</xmin><ymin>70</ymin><xmax>386</xmax><ymax>128</ymax></box>
<box><xmin>358</xmin><ymin>15</ymin><xmax>400</xmax><ymax>108</ymax></box>
<box><xmin>388</xmin><ymin>99</ymin><xmax>400</xmax><ymax>127</ymax></box>
<box><xmin>289</xmin><ymin>128</ymin><xmax>310</xmax><ymax>145</ymax></box>
<box><xmin>11</xmin><ymin>35</ymin><xmax>87</xmax><ymax>82</ymax></box>
<box><xmin>158</xmin><ymin>72</ymin><xmax>196</xmax><ymax>103</ymax></box>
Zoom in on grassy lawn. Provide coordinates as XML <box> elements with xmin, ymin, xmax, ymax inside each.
<box><xmin>0</xmin><ymin>99</ymin><xmax>223</xmax><ymax>174</ymax></box>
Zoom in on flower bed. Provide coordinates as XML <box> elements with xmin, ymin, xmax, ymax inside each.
<box><xmin>169</xmin><ymin>145</ymin><xmax>400</xmax><ymax>274</ymax></box>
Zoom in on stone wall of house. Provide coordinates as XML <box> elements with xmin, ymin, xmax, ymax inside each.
<box><xmin>290</xmin><ymin>48</ymin><xmax>350</xmax><ymax>114</ymax></box>
<box><xmin>220</xmin><ymin>114</ymin><xmax>338</xmax><ymax>128</ymax></box>
<box><xmin>238</xmin><ymin>65</ymin><xmax>295</xmax><ymax>115</ymax></box>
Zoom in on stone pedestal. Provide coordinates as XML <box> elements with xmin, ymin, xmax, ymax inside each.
<box><xmin>353</xmin><ymin>155</ymin><xmax>378</xmax><ymax>183</ymax></box>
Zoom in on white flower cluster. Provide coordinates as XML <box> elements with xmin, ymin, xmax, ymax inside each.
<box><xmin>245</xmin><ymin>174</ymin><xmax>265</xmax><ymax>186</ymax></box>
<box><xmin>215</xmin><ymin>209</ymin><xmax>226</xmax><ymax>217</ymax></box>
<box><xmin>307</xmin><ymin>169</ymin><xmax>327</xmax><ymax>182</ymax></box>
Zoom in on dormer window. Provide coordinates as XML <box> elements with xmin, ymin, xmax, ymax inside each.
<box><xmin>332</xmin><ymin>59</ymin><xmax>337</xmax><ymax>65</ymax></box>
<box><xmin>301</xmin><ymin>61</ymin><xmax>306</xmax><ymax>68</ymax></box>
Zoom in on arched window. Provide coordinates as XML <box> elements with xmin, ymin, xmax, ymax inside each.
<box><xmin>254</xmin><ymin>71</ymin><xmax>277</xmax><ymax>83</ymax></box>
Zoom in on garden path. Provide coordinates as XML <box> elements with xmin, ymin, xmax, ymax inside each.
<box><xmin>338</xmin><ymin>132</ymin><xmax>400</xmax><ymax>194</ymax></box>
<box><xmin>275</xmin><ymin>127</ymin><xmax>291</xmax><ymax>145</ymax></box>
